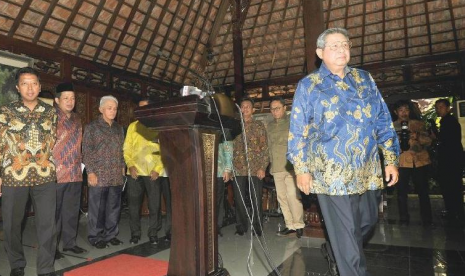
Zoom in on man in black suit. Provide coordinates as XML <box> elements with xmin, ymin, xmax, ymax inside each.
<box><xmin>435</xmin><ymin>99</ymin><xmax>465</xmax><ymax>226</ymax></box>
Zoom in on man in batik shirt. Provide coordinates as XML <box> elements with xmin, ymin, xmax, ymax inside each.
<box><xmin>232</xmin><ymin>98</ymin><xmax>269</xmax><ymax>236</ymax></box>
<box><xmin>287</xmin><ymin>28</ymin><xmax>400</xmax><ymax>276</ymax></box>
<box><xmin>82</xmin><ymin>95</ymin><xmax>125</xmax><ymax>249</ymax></box>
<box><xmin>53</xmin><ymin>82</ymin><xmax>87</xmax><ymax>259</ymax></box>
<box><xmin>0</xmin><ymin>67</ymin><xmax>57</xmax><ymax>276</ymax></box>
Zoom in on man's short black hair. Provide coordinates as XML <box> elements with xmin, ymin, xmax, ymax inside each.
<box><xmin>240</xmin><ymin>97</ymin><xmax>254</xmax><ymax>107</ymax></box>
<box><xmin>269</xmin><ymin>96</ymin><xmax>285</xmax><ymax>107</ymax></box>
<box><xmin>394</xmin><ymin>99</ymin><xmax>411</xmax><ymax>110</ymax></box>
<box><xmin>15</xmin><ymin>67</ymin><xmax>40</xmax><ymax>85</ymax></box>
<box><xmin>435</xmin><ymin>98</ymin><xmax>450</xmax><ymax>107</ymax></box>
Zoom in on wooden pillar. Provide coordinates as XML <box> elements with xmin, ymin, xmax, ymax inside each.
<box><xmin>232</xmin><ymin>0</ymin><xmax>246</xmax><ymax>102</ymax></box>
<box><xmin>302</xmin><ymin>0</ymin><xmax>325</xmax><ymax>73</ymax></box>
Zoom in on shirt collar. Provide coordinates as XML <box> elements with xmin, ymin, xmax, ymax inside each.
<box><xmin>318</xmin><ymin>62</ymin><xmax>352</xmax><ymax>79</ymax></box>
<box><xmin>98</xmin><ymin>115</ymin><xmax>114</xmax><ymax>127</ymax></box>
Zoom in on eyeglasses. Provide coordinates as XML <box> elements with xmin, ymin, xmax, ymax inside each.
<box><xmin>324</xmin><ymin>41</ymin><xmax>352</xmax><ymax>51</ymax></box>
<box><xmin>270</xmin><ymin>106</ymin><xmax>283</xmax><ymax>112</ymax></box>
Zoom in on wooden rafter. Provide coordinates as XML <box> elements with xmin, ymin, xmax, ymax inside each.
<box><xmin>180</xmin><ymin>1</ymin><xmax>216</xmax><ymax>82</ymax></box>
<box><xmin>93</xmin><ymin>0</ymin><xmax>125</xmax><ymax>62</ymax></box>
<box><xmin>32</xmin><ymin>0</ymin><xmax>60</xmax><ymax>44</ymax></box>
<box><xmin>284</xmin><ymin>2</ymin><xmax>301</xmax><ymax>76</ymax></box>
<box><xmin>108</xmin><ymin>0</ymin><xmax>142</xmax><ymax>66</ymax></box>
<box><xmin>447</xmin><ymin>0</ymin><xmax>459</xmax><ymax>51</ymax></box>
<box><xmin>199</xmin><ymin>0</ymin><xmax>230</xmax><ymax>71</ymax></box>
<box><xmin>123</xmin><ymin>0</ymin><xmax>157</xmax><ymax>70</ymax></box>
<box><xmin>136</xmin><ymin>0</ymin><xmax>171</xmax><ymax>75</ymax></box>
<box><xmin>54</xmin><ymin>0</ymin><xmax>85</xmax><ymax>50</ymax></box>
<box><xmin>172</xmin><ymin>0</ymin><xmax>209</xmax><ymax>82</ymax></box>
<box><xmin>302</xmin><ymin>0</ymin><xmax>324</xmax><ymax>73</ymax></box>
<box><xmin>360</xmin><ymin>1</ymin><xmax>366</xmax><ymax>65</ymax></box>
<box><xmin>251</xmin><ymin>0</ymin><xmax>276</xmax><ymax>81</ymax></box>
<box><xmin>424</xmin><ymin>1</ymin><xmax>433</xmax><ymax>55</ymax></box>
<box><xmin>211</xmin><ymin>19</ymin><xmax>233</xmax><ymax>85</ymax></box>
<box><xmin>267</xmin><ymin>0</ymin><xmax>290</xmax><ymax>80</ymax></box>
<box><xmin>382</xmin><ymin>0</ymin><xmax>385</xmax><ymax>62</ymax></box>
<box><xmin>402</xmin><ymin>0</ymin><xmax>409</xmax><ymax>58</ymax></box>
<box><xmin>76</xmin><ymin>0</ymin><xmax>106</xmax><ymax>56</ymax></box>
<box><xmin>150</xmin><ymin>1</ymin><xmax>195</xmax><ymax>79</ymax></box>
<box><xmin>8</xmin><ymin>0</ymin><xmax>33</xmax><ymax>37</ymax></box>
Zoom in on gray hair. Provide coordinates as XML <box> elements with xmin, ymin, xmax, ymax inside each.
<box><xmin>100</xmin><ymin>95</ymin><xmax>118</xmax><ymax>107</ymax></box>
<box><xmin>316</xmin><ymin>28</ymin><xmax>350</xmax><ymax>49</ymax></box>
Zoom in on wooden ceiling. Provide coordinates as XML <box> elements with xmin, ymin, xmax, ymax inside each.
<box><xmin>0</xmin><ymin>0</ymin><xmax>464</xmax><ymax>92</ymax></box>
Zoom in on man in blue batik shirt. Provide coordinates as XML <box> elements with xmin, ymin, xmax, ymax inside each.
<box><xmin>287</xmin><ymin>28</ymin><xmax>400</xmax><ymax>276</ymax></box>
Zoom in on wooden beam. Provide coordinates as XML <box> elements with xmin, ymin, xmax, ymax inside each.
<box><xmin>123</xmin><ymin>0</ymin><xmax>157</xmax><ymax>70</ymax></box>
<box><xmin>33</xmin><ymin>0</ymin><xmax>60</xmax><ymax>44</ymax></box>
<box><xmin>232</xmin><ymin>0</ymin><xmax>247</xmax><ymax>102</ymax></box>
<box><xmin>93</xmin><ymin>0</ymin><xmax>125</xmax><ymax>62</ymax></box>
<box><xmin>136</xmin><ymin>0</ymin><xmax>172</xmax><ymax>75</ymax></box>
<box><xmin>54</xmin><ymin>0</ymin><xmax>85</xmax><ymax>50</ymax></box>
<box><xmin>199</xmin><ymin>0</ymin><xmax>230</xmax><ymax>70</ymax></box>
<box><xmin>302</xmin><ymin>0</ymin><xmax>324</xmax><ymax>73</ymax></box>
<box><xmin>148</xmin><ymin>1</ymin><xmax>185</xmax><ymax>78</ymax></box>
<box><xmin>76</xmin><ymin>0</ymin><xmax>106</xmax><ymax>56</ymax></box>
<box><xmin>447</xmin><ymin>0</ymin><xmax>460</xmax><ymax>51</ymax></box>
<box><xmin>8</xmin><ymin>0</ymin><xmax>33</xmax><ymax>37</ymax></box>
<box><xmin>108</xmin><ymin>0</ymin><xmax>142</xmax><ymax>66</ymax></box>
<box><xmin>172</xmin><ymin>0</ymin><xmax>209</xmax><ymax>83</ymax></box>
<box><xmin>179</xmin><ymin>1</ymin><xmax>216</xmax><ymax>82</ymax></box>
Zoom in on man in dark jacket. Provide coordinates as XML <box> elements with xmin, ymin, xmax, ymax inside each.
<box><xmin>435</xmin><ymin>99</ymin><xmax>464</xmax><ymax>226</ymax></box>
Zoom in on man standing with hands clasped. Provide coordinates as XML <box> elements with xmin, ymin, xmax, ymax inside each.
<box><xmin>83</xmin><ymin>95</ymin><xmax>125</xmax><ymax>249</ymax></box>
<box><xmin>287</xmin><ymin>28</ymin><xmax>400</xmax><ymax>276</ymax></box>
<box><xmin>232</xmin><ymin>98</ymin><xmax>269</xmax><ymax>237</ymax></box>
<box><xmin>123</xmin><ymin>98</ymin><xmax>165</xmax><ymax>245</ymax></box>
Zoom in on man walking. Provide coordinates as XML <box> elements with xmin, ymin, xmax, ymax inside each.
<box><xmin>287</xmin><ymin>28</ymin><xmax>399</xmax><ymax>276</ymax></box>
<box><xmin>267</xmin><ymin>97</ymin><xmax>305</xmax><ymax>238</ymax></box>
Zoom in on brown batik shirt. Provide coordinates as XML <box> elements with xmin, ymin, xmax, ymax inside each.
<box><xmin>0</xmin><ymin>100</ymin><xmax>57</xmax><ymax>187</ymax></box>
<box><xmin>233</xmin><ymin>119</ymin><xmax>269</xmax><ymax>176</ymax></box>
<box><xmin>82</xmin><ymin>116</ymin><xmax>125</xmax><ymax>187</ymax></box>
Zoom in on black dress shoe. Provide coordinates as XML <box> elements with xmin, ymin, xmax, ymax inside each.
<box><xmin>296</xmin><ymin>228</ymin><xmax>304</xmax><ymax>238</ymax></box>
<box><xmin>130</xmin><ymin>236</ymin><xmax>140</xmax><ymax>244</ymax></box>
<box><xmin>150</xmin><ymin>236</ymin><xmax>159</xmax><ymax>244</ymax></box>
<box><xmin>109</xmin><ymin>237</ymin><xmax>123</xmax><ymax>246</ymax></box>
<box><xmin>10</xmin><ymin>267</ymin><xmax>25</xmax><ymax>276</ymax></box>
<box><xmin>93</xmin><ymin>240</ymin><xmax>108</xmax><ymax>249</ymax></box>
<box><xmin>218</xmin><ymin>229</ymin><xmax>223</xmax><ymax>237</ymax></box>
<box><xmin>165</xmin><ymin>233</ymin><xmax>171</xmax><ymax>241</ymax></box>
<box><xmin>277</xmin><ymin>228</ymin><xmax>296</xmax><ymax>236</ymax></box>
<box><xmin>63</xmin><ymin>246</ymin><xmax>87</xmax><ymax>254</ymax></box>
<box><xmin>55</xmin><ymin>250</ymin><xmax>64</xmax><ymax>260</ymax></box>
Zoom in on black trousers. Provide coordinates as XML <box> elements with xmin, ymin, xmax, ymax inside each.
<box><xmin>217</xmin><ymin>177</ymin><xmax>226</xmax><ymax>228</ymax></box>
<box><xmin>127</xmin><ymin>176</ymin><xmax>161</xmax><ymax>238</ymax></box>
<box><xmin>438</xmin><ymin>164</ymin><xmax>465</xmax><ymax>220</ymax></box>
<box><xmin>2</xmin><ymin>182</ymin><xmax>57</xmax><ymax>274</ymax></box>
<box><xmin>159</xmin><ymin>177</ymin><xmax>172</xmax><ymax>235</ymax></box>
<box><xmin>87</xmin><ymin>185</ymin><xmax>123</xmax><ymax>244</ymax></box>
<box><xmin>56</xmin><ymin>182</ymin><xmax>82</xmax><ymax>249</ymax></box>
<box><xmin>318</xmin><ymin>190</ymin><xmax>381</xmax><ymax>276</ymax></box>
<box><xmin>233</xmin><ymin>176</ymin><xmax>263</xmax><ymax>233</ymax></box>
<box><xmin>397</xmin><ymin>166</ymin><xmax>432</xmax><ymax>223</ymax></box>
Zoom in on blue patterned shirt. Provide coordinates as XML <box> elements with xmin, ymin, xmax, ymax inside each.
<box><xmin>287</xmin><ymin>63</ymin><xmax>400</xmax><ymax>195</ymax></box>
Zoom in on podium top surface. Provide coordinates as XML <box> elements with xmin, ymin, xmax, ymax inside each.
<box><xmin>134</xmin><ymin>95</ymin><xmax>239</xmax><ymax>133</ymax></box>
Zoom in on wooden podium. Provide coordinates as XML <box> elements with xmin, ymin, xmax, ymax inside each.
<box><xmin>135</xmin><ymin>95</ymin><xmax>234</xmax><ymax>276</ymax></box>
